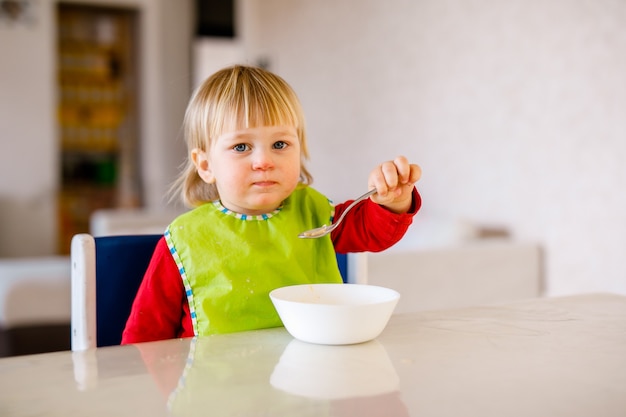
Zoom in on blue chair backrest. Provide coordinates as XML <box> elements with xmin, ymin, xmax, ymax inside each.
<box><xmin>94</xmin><ymin>235</ymin><xmax>350</xmax><ymax>347</ymax></box>
<box><xmin>95</xmin><ymin>234</ymin><xmax>162</xmax><ymax>347</ymax></box>
<box><xmin>336</xmin><ymin>252</ymin><xmax>348</xmax><ymax>283</ymax></box>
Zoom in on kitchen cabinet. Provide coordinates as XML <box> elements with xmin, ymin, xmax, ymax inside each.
<box><xmin>56</xmin><ymin>4</ymin><xmax>141</xmax><ymax>253</ymax></box>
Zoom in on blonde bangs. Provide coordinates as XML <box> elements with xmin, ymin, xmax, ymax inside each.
<box><xmin>208</xmin><ymin>68</ymin><xmax>305</xmax><ymax>143</ymax></box>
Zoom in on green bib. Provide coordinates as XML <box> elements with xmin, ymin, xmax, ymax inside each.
<box><xmin>165</xmin><ymin>186</ymin><xmax>343</xmax><ymax>336</ymax></box>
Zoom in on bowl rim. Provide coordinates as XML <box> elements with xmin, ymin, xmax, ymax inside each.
<box><xmin>269</xmin><ymin>283</ymin><xmax>400</xmax><ymax>307</ymax></box>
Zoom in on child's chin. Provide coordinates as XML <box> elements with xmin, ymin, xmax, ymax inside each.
<box><xmin>244</xmin><ymin>198</ymin><xmax>283</xmax><ymax>214</ymax></box>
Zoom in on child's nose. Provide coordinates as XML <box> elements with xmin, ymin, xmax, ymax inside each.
<box><xmin>252</xmin><ymin>149</ymin><xmax>275</xmax><ymax>170</ymax></box>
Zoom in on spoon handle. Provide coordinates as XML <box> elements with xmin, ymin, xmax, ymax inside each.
<box><xmin>298</xmin><ymin>189</ymin><xmax>377</xmax><ymax>238</ymax></box>
<box><xmin>333</xmin><ymin>189</ymin><xmax>377</xmax><ymax>226</ymax></box>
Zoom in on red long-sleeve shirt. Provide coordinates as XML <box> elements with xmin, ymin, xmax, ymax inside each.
<box><xmin>122</xmin><ymin>189</ymin><xmax>421</xmax><ymax>344</ymax></box>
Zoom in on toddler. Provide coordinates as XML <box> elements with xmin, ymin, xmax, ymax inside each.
<box><xmin>122</xmin><ymin>65</ymin><xmax>422</xmax><ymax>344</ymax></box>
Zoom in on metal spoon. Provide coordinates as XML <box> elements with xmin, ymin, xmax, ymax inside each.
<box><xmin>298</xmin><ymin>189</ymin><xmax>377</xmax><ymax>238</ymax></box>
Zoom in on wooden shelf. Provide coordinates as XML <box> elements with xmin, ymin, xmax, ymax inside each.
<box><xmin>56</xmin><ymin>4</ymin><xmax>140</xmax><ymax>253</ymax></box>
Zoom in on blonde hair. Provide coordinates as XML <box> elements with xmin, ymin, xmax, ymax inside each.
<box><xmin>172</xmin><ymin>65</ymin><xmax>313</xmax><ymax>207</ymax></box>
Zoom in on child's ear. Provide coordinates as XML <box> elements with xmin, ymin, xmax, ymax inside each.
<box><xmin>191</xmin><ymin>148</ymin><xmax>216</xmax><ymax>184</ymax></box>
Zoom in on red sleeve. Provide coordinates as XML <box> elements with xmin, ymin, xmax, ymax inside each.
<box><xmin>331</xmin><ymin>187</ymin><xmax>421</xmax><ymax>254</ymax></box>
<box><xmin>121</xmin><ymin>237</ymin><xmax>194</xmax><ymax>344</ymax></box>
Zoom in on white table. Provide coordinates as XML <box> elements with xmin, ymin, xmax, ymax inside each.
<box><xmin>1</xmin><ymin>293</ymin><xmax>624</xmax><ymax>416</ymax></box>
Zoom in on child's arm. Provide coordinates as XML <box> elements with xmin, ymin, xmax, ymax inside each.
<box><xmin>121</xmin><ymin>237</ymin><xmax>192</xmax><ymax>344</ymax></box>
<box><xmin>331</xmin><ymin>187</ymin><xmax>420</xmax><ymax>253</ymax></box>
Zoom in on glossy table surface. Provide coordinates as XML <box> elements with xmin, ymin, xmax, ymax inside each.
<box><xmin>1</xmin><ymin>293</ymin><xmax>625</xmax><ymax>417</ymax></box>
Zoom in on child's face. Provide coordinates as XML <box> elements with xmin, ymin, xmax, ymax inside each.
<box><xmin>193</xmin><ymin>125</ymin><xmax>302</xmax><ymax>215</ymax></box>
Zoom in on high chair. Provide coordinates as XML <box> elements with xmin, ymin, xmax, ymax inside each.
<box><xmin>71</xmin><ymin>233</ymin><xmax>351</xmax><ymax>351</ymax></box>
<box><xmin>70</xmin><ymin>234</ymin><xmax>162</xmax><ymax>351</ymax></box>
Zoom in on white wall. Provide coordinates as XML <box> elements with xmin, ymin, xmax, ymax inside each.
<box><xmin>239</xmin><ymin>0</ymin><xmax>626</xmax><ymax>297</ymax></box>
<box><xmin>0</xmin><ymin>0</ymin><xmax>57</xmax><ymax>257</ymax></box>
<box><xmin>0</xmin><ymin>0</ymin><xmax>191</xmax><ymax>256</ymax></box>
<box><xmin>2</xmin><ymin>0</ymin><xmax>624</xmax><ymax>297</ymax></box>
<box><xmin>141</xmin><ymin>0</ymin><xmax>192</xmax><ymax>210</ymax></box>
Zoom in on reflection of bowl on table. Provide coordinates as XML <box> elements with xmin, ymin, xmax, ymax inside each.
<box><xmin>270</xmin><ymin>339</ymin><xmax>399</xmax><ymax>400</ymax></box>
<box><xmin>269</xmin><ymin>283</ymin><xmax>400</xmax><ymax>345</ymax></box>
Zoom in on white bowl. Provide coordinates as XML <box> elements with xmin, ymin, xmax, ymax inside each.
<box><xmin>269</xmin><ymin>283</ymin><xmax>400</xmax><ymax>345</ymax></box>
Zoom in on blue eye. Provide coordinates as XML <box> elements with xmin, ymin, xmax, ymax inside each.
<box><xmin>273</xmin><ymin>141</ymin><xmax>287</xmax><ymax>150</ymax></box>
<box><xmin>233</xmin><ymin>143</ymin><xmax>249</xmax><ymax>152</ymax></box>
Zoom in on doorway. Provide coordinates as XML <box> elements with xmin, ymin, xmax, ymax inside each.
<box><xmin>56</xmin><ymin>3</ymin><xmax>141</xmax><ymax>253</ymax></box>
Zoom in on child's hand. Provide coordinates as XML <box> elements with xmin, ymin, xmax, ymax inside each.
<box><xmin>367</xmin><ymin>156</ymin><xmax>421</xmax><ymax>214</ymax></box>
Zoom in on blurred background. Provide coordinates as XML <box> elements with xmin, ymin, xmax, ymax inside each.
<box><xmin>1</xmin><ymin>0</ymin><xmax>625</xmax><ymax>299</ymax></box>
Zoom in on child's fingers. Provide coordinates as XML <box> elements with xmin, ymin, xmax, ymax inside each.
<box><xmin>392</xmin><ymin>156</ymin><xmax>411</xmax><ymax>184</ymax></box>
<box><xmin>369</xmin><ymin>157</ymin><xmax>421</xmax><ymax>199</ymax></box>
<box><xmin>407</xmin><ymin>163</ymin><xmax>422</xmax><ymax>185</ymax></box>
<box><xmin>368</xmin><ymin>166</ymin><xmax>390</xmax><ymax>196</ymax></box>
<box><xmin>381</xmin><ymin>160</ymin><xmax>401</xmax><ymax>189</ymax></box>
